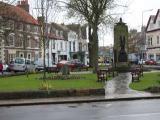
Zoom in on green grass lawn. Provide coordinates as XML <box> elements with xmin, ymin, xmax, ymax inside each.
<box><xmin>129</xmin><ymin>72</ymin><xmax>160</xmax><ymax>91</ymax></box>
<box><xmin>0</xmin><ymin>73</ymin><xmax>105</xmax><ymax>92</ymax></box>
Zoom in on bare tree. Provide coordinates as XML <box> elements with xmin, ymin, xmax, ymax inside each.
<box><xmin>64</xmin><ymin>0</ymin><xmax>116</xmax><ymax>73</ymax></box>
<box><xmin>34</xmin><ymin>0</ymin><xmax>59</xmax><ymax>79</ymax></box>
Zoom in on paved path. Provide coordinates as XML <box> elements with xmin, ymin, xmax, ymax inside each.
<box><xmin>105</xmin><ymin>72</ymin><xmax>152</xmax><ymax>98</ymax></box>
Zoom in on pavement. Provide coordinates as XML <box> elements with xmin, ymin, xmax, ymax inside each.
<box><xmin>0</xmin><ymin>71</ymin><xmax>160</xmax><ymax>106</ymax></box>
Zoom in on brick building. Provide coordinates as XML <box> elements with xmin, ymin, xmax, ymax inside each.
<box><xmin>0</xmin><ymin>0</ymin><xmax>40</xmax><ymax>63</ymax></box>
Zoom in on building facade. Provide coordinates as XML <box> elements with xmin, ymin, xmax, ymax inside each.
<box><xmin>146</xmin><ymin>9</ymin><xmax>160</xmax><ymax>61</ymax></box>
<box><xmin>0</xmin><ymin>1</ymin><xmax>40</xmax><ymax>64</ymax></box>
<box><xmin>46</xmin><ymin>23</ymin><xmax>88</xmax><ymax>65</ymax></box>
<box><xmin>0</xmin><ymin>1</ymin><xmax>89</xmax><ymax>65</ymax></box>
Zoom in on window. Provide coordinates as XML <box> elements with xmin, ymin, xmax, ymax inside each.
<box><xmin>27</xmin><ymin>53</ymin><xmax>31</xmax><ymax>60</ymax></box>
<box><xmin>73</xmin><ymin>41</ymin><xmax>75</xmax><ymax>52</ymax></box>
<box><xmin>65</xmin><ymin>42</ymin><xmax>67</xmax><ymax>51</ymax></box>
<box><xmin>60</xmin><ymin>31</ymin><xmax>63</xmax><ymax>37</ymax></box>
<box><xmin>8</xmin><ymin>34</ymin><xmax>14</xmax><ymax>46</ymax></box>
<box><xmin>17</xmin><ymin>35</ymin><xmax>23</xmax><ymax>47</ymax></box>
<box><xmin>34</xmin><ymin>38</ymin><xmax>39</xmax><ymax>48</ymax></box>
<box><xmin>18</xmin><ymin>23</ymin><xmax>23</xmax><ymax>31</ymax></box>
<box><xmin>27</xmin><ymin>24</ymin><xmax>30</xmax><ymax>31</ymax></box>
<box><xmin>151</xmin><ymin>37</ymin><xmax>152</xmax><ymax>45</ymax></box>
<box><xmin>26</xmin><ymin>36</ymin><xmax>31</xmax><ymax>47</ymax></box>
<box><xmin>52</xmin><ymin>40</ymin><xmax>55</xmax><ymax>49</ymax></box>
<box><xmin>9</xmin><ymin>20</ymin><xmax>14</xmax><ymax>30</ymax></box>
<box><xmin>157</xmin><ymin>36</ymin><xmax>159</xmax><ymax>44</ymax></box>
<box><xmin>149</xmin><ymin>23</ymin><xmax>153</xmax><ymax>29</ymax></box>
<box><xmin>61</xmin><ymin>42</ymin><xmax>63</xmax><ymax>50</ymax></box>
<box><xmin>9</xmin><ymin>54</ymin><xmax>15</xmax><ymax>62</ymax></box>
<box><xmin>19</xmin><ymin>52</ymin><xmax>24</xmax><ymax>58</ymax></box>
<box><xmin>35</xmin><ymin>26</ymin><xmax>39</xmax><ymax>33</ymax></box>
<box><xmin>79</xmin><ymin>42</ymin><xmax>82</xmax><ymax>51</ymax></box>
<box><xmin>56</xmin><ymin>30</ymin><xmax>59</xmax><ymax>36</ymax></box>
<box><xmin>148</xmin><ymin>36</ymin><xmax>152</xmax><ymax>46</ymax></box>
<box><xmin>30</xmin><ymin>25</ymin><xmax>34</xmax><ymax>32</ymax></box>
<box><xmin>69</xmin><ymin>41</ymin><xmax>71</xmax><ymax>51</ymax></box>
<box><xmin>158</xmin><ymin>21</ymin><xmax>160</xmax><ymax>27</ymax></box>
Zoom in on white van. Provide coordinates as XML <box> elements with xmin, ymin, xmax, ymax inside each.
<box><xmin>12</xmin><ymin>58</ymin><xmax>35</xmax><ymax>72</ymax></box>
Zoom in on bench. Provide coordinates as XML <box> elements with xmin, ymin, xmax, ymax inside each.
<box><xmin>131</xmin><ymin>69</ymin><xmax>140</xmax><ymax>82</ymax></box>
<box><xmin>131</xmin><ymin>67</ymin><xmax>143</xmax><ymax>82</ymax></box>
<box><xmin>97</xmin><ymin>69</ymin><xmax>108</xmax><ymax>82</ymax></box>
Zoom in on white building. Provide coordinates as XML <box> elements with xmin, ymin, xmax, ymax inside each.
<box><xmin>66</xmin><ymin>24</ymin><xmax>88</xmax><ymax>65</ymax></box>
<box><xmin>46</xmin><ymin>23</ymin><xmax>88</xmax><ymax>65</ymax></box>
<box><xmin>146</xmin><ymin>9</ymin><xmax>160</xmax><ymax>61</ymax></box>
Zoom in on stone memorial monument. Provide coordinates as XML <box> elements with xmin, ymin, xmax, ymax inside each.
<box><xmin>114</xmin><ymin>18</ymin><xmax>129</xmax><ymax>71</ymax></box>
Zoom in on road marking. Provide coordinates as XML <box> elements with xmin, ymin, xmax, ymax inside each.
<box><xmin>108</xmin><ymin>112</ymin><xmax>160</xmax><ymax>118</ymax></box>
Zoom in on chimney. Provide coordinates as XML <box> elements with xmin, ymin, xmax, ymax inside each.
<box><xmin>17</xmin><ymin>0</ymin><xmax>29</xmax><ymax>13</ymax></box>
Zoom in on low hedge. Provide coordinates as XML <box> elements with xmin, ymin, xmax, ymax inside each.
<box><xmin>0</xmin><ymin>88</ymin><xmax>105</xmax><ymax>100</ymax></box>
<box><xmin>145</xmin><ymin>86</ymin><xmax>160</xmax><ymax>93</ymax></box>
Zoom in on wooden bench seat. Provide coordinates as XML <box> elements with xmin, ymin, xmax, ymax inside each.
<box><xmin>97</xmin><ymin>69</ymin><xmax>108</xmax><ymax>82</ymax></box>
<box><xmin>131</xmin><ymin>65</ymin><xmax>144</xmax><ymax>82</ymax></box>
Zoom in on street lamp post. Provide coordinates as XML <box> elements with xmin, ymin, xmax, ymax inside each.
<box><xmin>142</xmin><ymin>9</ymin><xmax>153</xmax><ymax>28</ymax></box>
<box><xmin>141</xmin><ymin>9</ymin><xmax>153</xmax><ymax>60</ymax></box>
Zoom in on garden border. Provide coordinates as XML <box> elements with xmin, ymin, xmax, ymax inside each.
<box><xmin>0</xmin><ymin>88</ymin><xmax>105</xmax><ymax>100</ymax></box>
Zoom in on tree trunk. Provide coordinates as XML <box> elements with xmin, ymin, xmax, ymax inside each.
<box><xmin>88</xmin><ymin>25</ymin><xmax>94</xmax><ymax>67</ymax></box>
<box><xmin>92</xmin><ymin>25</ymin><xmax>99</xmax><ymax>73</ymax></box>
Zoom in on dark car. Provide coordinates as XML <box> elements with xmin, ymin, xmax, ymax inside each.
<box><xmin>145</xmin><ymin>59</ymin><xmax>157</xmax><ymax>65</ymax></box>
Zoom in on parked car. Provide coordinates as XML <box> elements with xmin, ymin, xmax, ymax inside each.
<box><xmin>70</xmin><ymin>59</ymin><xmax>85</xmax><ymax>68</ymax></box>
<box><xmin>157</xmin><ymin>60</ymin><xmax>160</xmax><ymax>65</ymax></box>
<box><xmin>145</xmin><ymin>59</ymin><xmax>157</xmax><ymax>65</ymax></box>
<box><xmin>10</xmin><ymin>58</ymin><xmax>35</xmax><ymax>72</ymax></box>
<box><xmin>8</xmin><ymin>60</ymin><xmax>14</xmax><ymax>72</ymax></box>
<box><xmin>3</xmin><ymin>63</ymin><xmax>9</xmax><ymax>72</ymax></box>
<box><xmin>34</xmin><ymin>58</ymin><xmax>55</xmax><ymax>71</ymax></box>
<box><xmin>57</xmin><ymin>60</ymin><xmax>75</xmax><ymax>70</ymax></box>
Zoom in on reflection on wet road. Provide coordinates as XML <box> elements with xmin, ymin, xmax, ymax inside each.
<box><xmin>0</xmin><ymin>99</ymin><xmax>160</xmax><ymax>120</ymax></box>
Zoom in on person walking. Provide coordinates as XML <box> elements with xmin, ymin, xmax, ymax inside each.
<box><xmin>0</xmin><ymin>61</ymin><xmax>3</xmax><ymax>75</ymax></box>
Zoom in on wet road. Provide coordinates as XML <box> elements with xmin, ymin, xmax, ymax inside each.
<box><xmin>0</xmin><ymin>99</ymin><xmax>160</xmax><ymax>120</ymax></box>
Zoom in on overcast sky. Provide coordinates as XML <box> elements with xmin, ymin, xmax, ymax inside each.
<box><xmin>26</xmin><ymin>0</ymin><xmax>160</xmax><ymax>46</ymax></box>
<box><xmin>99</xmin><ymin>0</ymin><xmax>160</xmax><ymax>46</ymax></box>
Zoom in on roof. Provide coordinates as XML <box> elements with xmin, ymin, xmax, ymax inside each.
<box><xmin>0</xmin><ymin>2</ymin><xmax>38</xmax><ymax>25</ymax></box>
<box><xmin>146</xmin><ymin>9</ymin><xmax>160</xmax><ymax>31</ymax></box>
<box><xmin>45</xmin><ymin>33</ymin><xmax>64</xmax><ymax>40</ymax></box>
<box><xmin>153</xmin><ymin>9</ymin><xmax>160</xmax><ymax>23</ymax></box>
<box><xmin>146</xmin><ymin>15</ymin><xmax>155</xmax><ymax>31</ymax></box>
<box><xmin>51</xmin><ymin>22</ymin><xmax>69</xmax><ymax>31</ymax></box>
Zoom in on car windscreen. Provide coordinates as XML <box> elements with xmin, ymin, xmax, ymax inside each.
<box><xmin>14</xmin><ymin>59</ymin><xmax>25</xmax><ymax>64</ymax></box>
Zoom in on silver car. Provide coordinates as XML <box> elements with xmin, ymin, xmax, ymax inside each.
<box><xmin>12</xmin><ymin>58</ymin><xmax>35</xmax><ymax>72</ymax></box>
